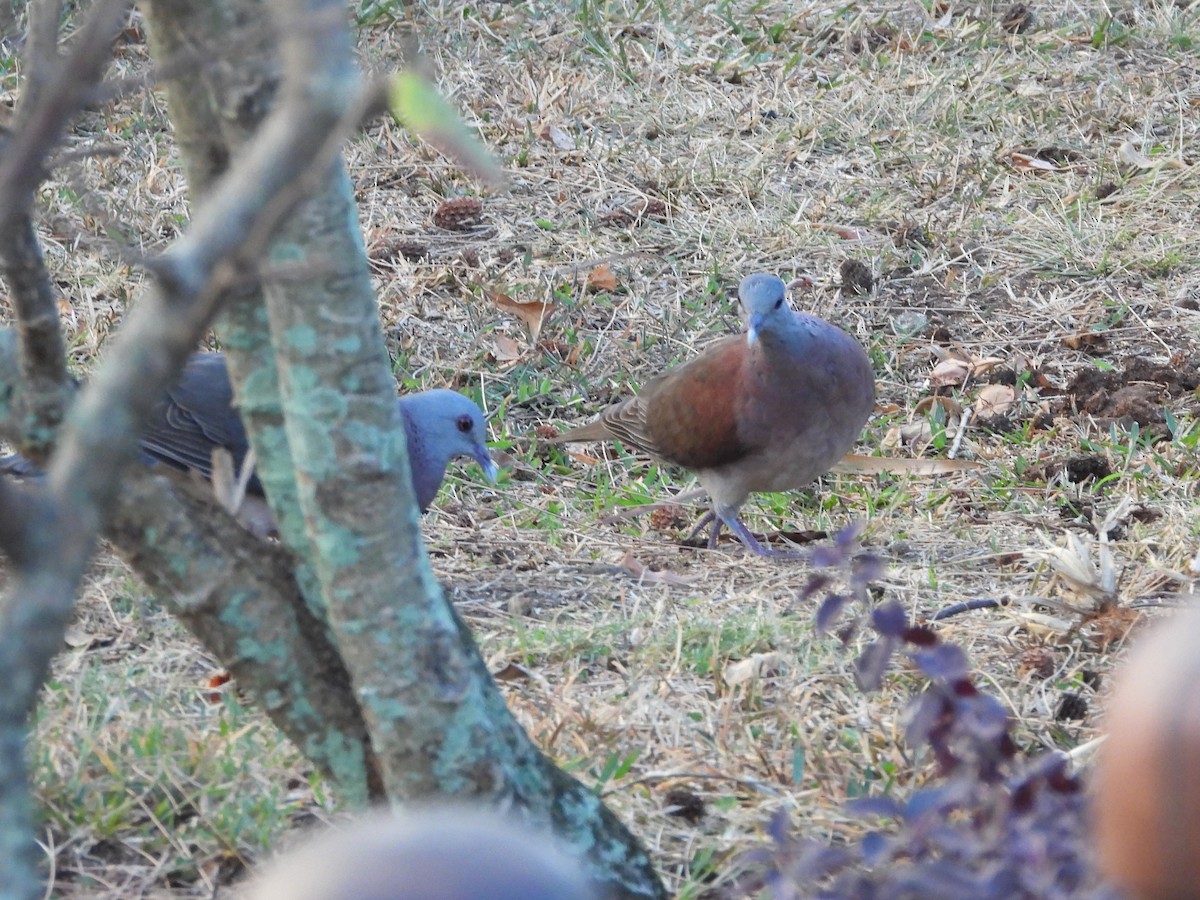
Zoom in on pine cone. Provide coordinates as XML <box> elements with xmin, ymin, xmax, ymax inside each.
<box><xmin>433</xmin><ymin>197</ymin><xmax>484</xmax><ymax>231</ymax></box>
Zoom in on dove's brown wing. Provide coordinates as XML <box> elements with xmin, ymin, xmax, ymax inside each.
<box><xmin>553</xmin><ymin>336</ymin><xmax>753</xmax><ymax>471</ymax></box>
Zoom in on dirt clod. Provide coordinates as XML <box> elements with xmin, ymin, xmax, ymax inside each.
<box><xmin>839</xmin><ymin>259</ymin><xmax>873</xmax><ymax>296</ymax></box>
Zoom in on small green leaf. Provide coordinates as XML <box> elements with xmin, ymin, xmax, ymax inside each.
<box><xmin>388</xmin><ymin>71</ymin><xmax>505</xmax><ymax>188</ymax></box>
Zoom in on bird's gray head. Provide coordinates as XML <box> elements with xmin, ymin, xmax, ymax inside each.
<box><xmin>399</xmin><ymin>389</ymin><xmax>498</xmax><ymax>492</ymax></box>
<box><xmin>736</xmin><ymin>273</ymin><xmax>789</xmax><ymax>345</ymax></box>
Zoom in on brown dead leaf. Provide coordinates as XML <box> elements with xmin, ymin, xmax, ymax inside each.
<box><xmin>1009</xmin><ymin>148</ymin><xmax>1083</xmax><ymax>173</ymax></box>
<box><xmin>489</xmin><ymin>334</ymin><xmax>525</xmax><ymax>363</ymax></box>
<box><xmin>619</xmin><ymin>551</ymin><xmax>698</xmax><ymax>587</ymax></box>
<box><xmin>970</xmin><ymin>357</ymin><xmax>1006</xmax><ymax>376</ymax></box>
<box><xmin>586</xmin><ymin>263</ymin><xmax>618</xmax><ymax>294</ymax></box>
<box><xmin>1062</xmin><ymin>331</ymin><xmax>1110</xmax><ymax>352</ymax></box>
<box><xmin>487</xmin><ymin>289</ymin><xmax>554</xmax><ymax>340</ymax></box>
<box><xmin>880</xmin><ymin>421</ymin><xmax>934</xmax><ymax>451</ymax></box>
<box><xmin>975</xmin><ymin>383</ymin><xmax>1016</xmax><ymax>417</ymax></box>
<box><xmin>913</xmin><ymin>395</ymin><xmax>963</xmax><ymax>418</ymax></box>
<box><xmin>492</xmin><ymin>662</ymin><xmax>533</xmax><ymax>682</ymax></box>
<box><xmin>565</xmin><ymin>448</ymin><xmax>602</xmax><ymax>465</ymax></box>
<box><xmin>931</xmin><ymin>357</ymin><xmax>971</xmax><ymax>387</ymax></box>
<box><xmin>538</xmin><ymin>123</ymin><xmax>577</xmax><ymax>151</ymax></box>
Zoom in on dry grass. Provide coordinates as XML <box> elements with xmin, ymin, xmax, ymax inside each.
<box><xmin>4</xmin><ymin>0</ymin><xmax>1200</xmax><ymax>896</ymax></box>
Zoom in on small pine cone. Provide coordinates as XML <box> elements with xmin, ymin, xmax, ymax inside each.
<box><xmin>394</xmin><ymin>238</ymin><xmax>430</xmax><ymax>261</ymax></box>
<box><xmin>433</xmin><ymin>196</ymin><xmax>484</xmax><ymax>231</ymax></box>
<box><xmin>1018</xmin><ymin>647</ymin><xmax>1056</xmax><ymax>680</ymax></box>
<box><xmin>649</xmin><ymin>504</ymin><xmax>691</xmax><ymax>532</ymax></box>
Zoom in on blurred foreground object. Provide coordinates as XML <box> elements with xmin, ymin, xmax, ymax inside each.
<box><xmin>1095</xmin><ymin>606</ymin><xmax>1200</xmax><ymax>900</ymax></box>
<box><xmin>246</xmin><ymin>806</ymin><xmax>598</xmax><ymax>900</ymax></box>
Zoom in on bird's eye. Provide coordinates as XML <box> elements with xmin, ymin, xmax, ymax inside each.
<box><xmin>773</xmin><ymin>297</ymin><xmax>784</xmax><ymax>310</ymax></box>
<box><xmin>456</xmin><ymin>415</ymin><xmax>473</xmax><ymax>433</ymax></box>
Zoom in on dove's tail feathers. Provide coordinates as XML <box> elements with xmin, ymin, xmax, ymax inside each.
<box><xmin>544</xmin><ymin>420</ymin><xmax>614</xmax><ymax>444</ymax></box>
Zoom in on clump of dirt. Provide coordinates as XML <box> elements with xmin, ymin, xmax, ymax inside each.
<box><xmin>1063</xmin><ymin>454</ymin><xmax>1112</xmax><ymax>484</ymax></box>
<box><xmin>1066</xmin><ymin>356</ymin><xmax>1200</xmax><ymax>430</ymax></box>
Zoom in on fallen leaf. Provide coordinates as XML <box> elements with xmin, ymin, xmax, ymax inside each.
<box><xmin>913</xmin><ymin>395</ymin><xmax>963</xmax><ymax>418</ymax></box>
<box><xmin>492</xmin><ymin>662</ymin><xmax>533</xmax><ymax>682</ymax></box>
<box><xmin>970</xmin><ymin>357</ymin><xmax>1006</xmax><ymax>376</ymax></box>
<box><xmin>725</xmin><ymin>651</ymin><xmax>784</xmax><ymax>686</ymax></box>
<box><xmin>880</xmin><ymin>421</ymin><xmax>934</xmax><ymax>451</ymax></box>
<box><xmin>834</xmin><ymin>454</ymin><xmax>982</xmax><ymax>475</ymax></box>
<box><xmin>586</xmin><ymin>263</ymin><xmax>618</xmax><ymax>293</ymax></box>
<box><xmin>1010</xmin><ymin>152</ymin><xmax>1059</xmax><ymax>172</ymax></box>
<box><xmin>489</xmin><ymin>334</ymin><xmax>525</xmax><ymax>363</ymax></box>
<box><xmin>565</xmin><ymin>448</ymin><xmax>602</xmax><ymax>465</ymax></box>
<box><xmin>814</xmin><ymin>223</ymin><xmax>877</xmax><ymax>242</ymax></box>
<box><xmin>487</xmin><ymin>289</ymin><xmax>554</xmax><ymax>339</ymax></box>
<box><xmin>975</xmin><ymin>383</ymin><xmax>1016</xmax><ymax>417</ymax></box>
<box><xmin>1117</xmin><ymin>142</ymin><xmax>1156</xmax><ymax>169</ymax></box>
<box><xmin>1062</xmin><ymin>331</ymin><xmax>1110</xmax><ymax>352</ymax></box>
<box><xmin>63</xmin><ymin>625</ymin><xmax>97</xmax><ymax>649</ymax></box>
<box><xmin>931</xmin><ymin>357</ymin><xmax>971</xmax><ymax>387</ymax></box>
<box><xmin>619</xmin><ymin>551</ymin><xmax>698</xmax><ymax>587</ymax></box>
<box><xmin>539</xmin><ymin>122</ymin><xmax>577</xmax><ymax>151</ymax></box>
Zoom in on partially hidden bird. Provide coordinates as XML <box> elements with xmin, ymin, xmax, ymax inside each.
<box><xmin>547</xmin><ymin>272</ymin><xmax>875</xmax><ymax>558</ymax></box>
<box><xmin>0</xmin><ymin>352</ymin><xmax>498</xmax><ymax>529</ymax></box>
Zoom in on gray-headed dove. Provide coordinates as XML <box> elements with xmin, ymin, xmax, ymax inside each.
<box><xmin>548</xmin><ymin>272</ymin><xmax>875</xmax><ymax>557</ymax></box>
<box><xmin>1</xmin><ymin>353</ymin><xmax>498</xmax><ymax>528</ymax></box>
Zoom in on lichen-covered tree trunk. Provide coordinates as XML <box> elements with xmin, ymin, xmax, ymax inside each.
<box><xmin>128</xmin><ymin>2</ymin><xmax>666</xmax><ymax>898</ymax></box>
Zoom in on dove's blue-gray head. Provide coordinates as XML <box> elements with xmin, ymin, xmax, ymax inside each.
<box><xmin>397</xmin><ymin>389</ymin><xmax>498</xmax><ymax>511</ymax></box>
<box><xmin>736</xmin><ymin>273</ymin><xmax>790</xmax><ymax>346</ymax></box>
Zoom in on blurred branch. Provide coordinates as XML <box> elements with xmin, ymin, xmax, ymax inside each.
<box><xmin>0</xmin><ymin>0</ymin><xmax>131</xmax><ymax>461</ymax></box>
<box><xmin>18</xmin><ymin>0</ymin><xmax>64</xmax><ymax>113</ymax></box>
<box><xmin>0</xmin><ymin>0</ymin><xmax>383</xmax><ymax>890</ymax></box>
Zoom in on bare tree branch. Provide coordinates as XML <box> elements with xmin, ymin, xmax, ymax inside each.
<box><xmin>0</xmin><ymin>0</ymin><xmax>389</xmax><ymax>892</ymax></box>
<box><xmin>0</xmin><ymin>0</ymin><xmax>133</xmax><ymax>465</ymax></box>
<box><xmin>17</xmin><ymin>0</ymin><xmax>64</xmax><ymax>113</ymax></box>
<box><xmin>0</xmin><ymin>478</ymin><xmax>45</xmax><ymax>565</ymax></box>
<box><xmin>0</xmin><ymin>0</ymin><xmax>131</xmax><ymax>224</ymax></box>
<box><xmin>104</xmin><ymin>467</ymin><xmax>384</xmax><ymax>801</ymax></box>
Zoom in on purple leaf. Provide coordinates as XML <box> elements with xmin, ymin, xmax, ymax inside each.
<box><xmin>851</xmin><ymin>552</ymin><xmax>885</xmax><ymax>585</ymax></box>
<box><xmin>871</xmin><ymin>600</ymin><xmax>908</xmax><ymax>637</ymax></box>
<box><xmin>904</xmin><ymin>691</ymin><xmax>947</xmax><ymax>749</ymax></box>
<box><xmin>912</xmin><ymin>643</ymin><xmax>969</xmax><ymax>681</ymax></box>
<box><xmin>767</xmin><ymin>807</ymin><xmax>792</xmax><ymax>845</ymax></box>
<box><xmin>835</xmin><ymin>519</ymin><xmax>866</xmax><ymax>550</ymax></box>
<box><xmin>815</xmin><ymin>593</ymin><xmax>848</xmax><ymax>635</ymax></box>
<box><xmin>846</xmin><ymin>795</ymin><xmax>901</xmax><ymax>819</ymax></box>
<box><xmin>854</xmin><ymin>637</ymin><xmax>896</xmax><ymax>691</ymax></box>
<box><xmin>808</xmin><ymin>543</ymin><xmax>846</xmax><ymax>569</ymax></box>
<box><xmin>959</xmin><ymin>693</ymin><xmax>1010</xmax><ymax>741</ymax></box>
<box><xmin>797</xmin><ymin>572</ymin><xmax>830</xmax><ymax>604</ymax></box>
<box><xmin>860</xmin><ymin>830</ymin><xmax>889</xmax><ymax>865</ymax></box>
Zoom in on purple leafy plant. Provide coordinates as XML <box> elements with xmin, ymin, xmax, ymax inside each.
<box><xmin>723</xmin><ymin>526</ymin><xmax>1122</xmax><ymax>900</ymax></box>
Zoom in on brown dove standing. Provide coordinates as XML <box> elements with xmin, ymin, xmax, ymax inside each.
<box><xmin>548</xmin><ymin>272</ymin><xmax>875</xmax><ymax>557</ymax></box>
